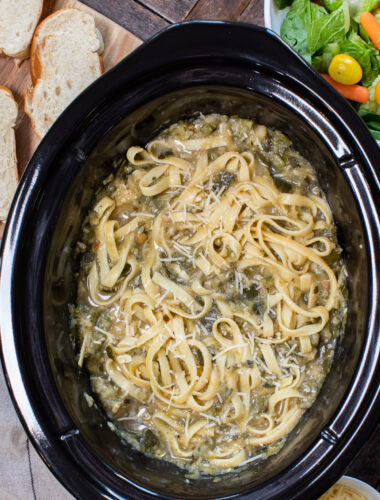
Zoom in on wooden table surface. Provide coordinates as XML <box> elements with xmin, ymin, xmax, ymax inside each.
<box><xmin>82</xmin><ymin>0</ymin><xmax>380</xmax><ymax>492</ymax></box>
<box><xmin>80</xmin><ymin>0</ymin><xmax>264</xmax><ymax>41</ymax></box>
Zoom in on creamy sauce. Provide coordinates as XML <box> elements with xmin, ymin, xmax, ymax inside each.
<box><xmin>71</xmin><ymin>114</ymin><xmax>347</xmax><ymax>475</ymax></box>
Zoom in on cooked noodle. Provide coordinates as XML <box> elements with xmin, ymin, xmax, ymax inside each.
<box><xmin>72</xmin><ymin>114</ymin><xmax>347</xmax><ymax>473</ymax></box>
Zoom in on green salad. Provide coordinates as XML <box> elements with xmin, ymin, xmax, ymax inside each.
<box><xmin>275</xmin><ymin>0</ymin><xmax>380</xmax><ymax>140</ymax></box>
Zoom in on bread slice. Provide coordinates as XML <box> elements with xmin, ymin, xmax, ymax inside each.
<box><xmin>25</xmin><ymin>8</ymin><xmax>104</xmax><ymax>138</ymax></box>
<box><xmin>29</xmin><ymin>8</ymin><xmax>104</xmax><ymax>85</ymax></box>
<box><xmin>0</xmin><ymin>0</ymin><xmax>53</xmax><ymax>60</ymax></box>
<box><xmin>0</xmin><ymin>86</ymin><xmax>18</xmax><ymax>221</ymax></box>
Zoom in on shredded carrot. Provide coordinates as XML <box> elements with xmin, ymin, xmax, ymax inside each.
<box><xmin>360</xmin><ymin>12</ymin><xmax>380</xmax><ymax>50</ymax></box>
<box><xmin>321</xmin><ymin>74</ymin><xmax>369</xmax><ymax>103</ymax></box>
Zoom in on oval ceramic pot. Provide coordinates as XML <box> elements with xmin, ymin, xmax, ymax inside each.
<box><xmin>1</xmin><ymin>21</ymin><xmax>380</xmax><ymax>500</ymax></box>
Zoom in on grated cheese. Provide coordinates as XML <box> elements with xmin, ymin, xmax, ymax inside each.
<box><xmin>130</xmin><ymin>212</ymin><xmax>155</xmax><ymax>218</ymax></box>
<box><xmin>213</xmin><ymin>343</ymin><xmax>247</xmax><ymax>360</ymax></box>
<box><xmin>199</xmin><ymin>413</ymin><xmax>221</xmax><ymax>425</ymax></box>
<box><xmin>155</xmin><ymin>290</ymin><xmax>170</xmax><ymax>308</ymax></box>
<box><xmin>94</xmin><ymin>326</ymin><xmax>111</xmax><ymax>336</ymax></box>
<box><xmin>185</xmin><ymin>413</ymin><xmax>190</xmax><ymax>437</ymax></box>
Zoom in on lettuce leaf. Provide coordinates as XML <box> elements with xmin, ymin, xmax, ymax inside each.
<box><xmin>274</xmin><ymin>0</ymin><xmax>294</xmax><ymax>9</ymax></box>
<box><xmin>323</xmin><ymin>0</ymin><xmax>345</xmax><ymax>12</ymax></box>
<box><xmin>359</xmin><ymin>113</ymin><xmax>380</xmax><ymax>139</ymax></box>
<box><xmin>308</xmin><ymin>1</ymin><xmax>350</xmax><ymax>51</ymax></box>
<box><xmin>312</xmin><ymin>42</ymin><xmax>341</xmax><ymax>71</ymax></box>
<box><xmin>281</xmin><ymin>0</ymin><xmax>350</xmax><ymax>62</ymax></box>
<box><xmin>281</xmin><ymin>0</ymin><xmax>313</xmax><ymax>61</ymax></box>
<box><xmin>340</xmin><ymin>34</ymin><xmax>380</xmax><ymax>86</ymax></box>
<box><xmin>359</xmin><ymin>75</ymin><xmax>380</xmax><ymax>113</ymax></box>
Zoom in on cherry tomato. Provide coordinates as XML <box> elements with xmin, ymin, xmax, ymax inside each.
<box><xmin>328</xmin><ymin>54</ymin><xmax>363</xmax><ymax>85</ymax></box>
<box><xmin>375</xmin><ymin>80</ymin><xmax>380</xmax><ymax>106</ymax></box>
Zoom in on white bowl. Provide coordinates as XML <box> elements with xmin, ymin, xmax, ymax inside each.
<box><xmin>331</xmin><ymin>476</ymin><xmax>380</xmax><ymax>499</ymax></box>
<box><xmin>264</xmin><ymin>0</ymin><xmax>289</xmax><ymax>33</ymax></box>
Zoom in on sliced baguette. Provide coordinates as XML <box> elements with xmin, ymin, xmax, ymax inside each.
<box><xmin>25</xmin><ymin>8</ymin><xmax>104</xmax><ymax>138</ymax></box>
<box><xmin>0</xmin><ymin>86</ymin><xmax>18</xmax><ymax>221</ymax></box>
<box><xmin>30</xmin><ymin>8</ymin><xmax>104</xmax><ymax>85</ymax></box>
<box><xmin>0</xmin><ymin>0</ymin><xmax>54</xmax><ymax>60</ymax></box>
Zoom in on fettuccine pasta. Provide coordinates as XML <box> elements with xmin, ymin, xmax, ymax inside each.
<box><xmin>71</xmin><ymin>114</ymin><xmax>347</xmax><ymax>474</ymax></box>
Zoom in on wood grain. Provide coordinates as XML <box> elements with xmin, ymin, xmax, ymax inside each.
<box><xmin>142</xmin><ymin>0</ymin><xmax>197</xmax><ymax>22</ymax></box>
<box><xmin>185</xmin><ymin>0</ymin><xmax>251</xmax><ymax>20</ymax></box>
<box><xmin>81</xmin><ymin>0</ymin><xmax>266</xmax><ymax>36</ymax></box>
<box><xmin>80</xmin><ymin>0</ymin><xmax>169</xmax><ymax>40</ymax></box>
<box><xmin>239</xmin><ymin>0</ymin><xmax>265</xmax><ymax>25</ymax></box>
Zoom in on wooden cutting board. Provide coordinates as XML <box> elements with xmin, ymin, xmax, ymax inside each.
<box><xmin>0</xmin><ymin>0</ymin><xmax>142</xmax><ymax>234</ymax></box>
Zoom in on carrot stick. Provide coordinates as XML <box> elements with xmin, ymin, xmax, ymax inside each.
<box><xmin>321</xmin><ymin>74</ymin><xmax>369</xmax><ymax>103</ymax></box>
<box><xmin>360</xmin><ymin>12</ymin><xmax>380</xmax><ymax>50</ymax></box>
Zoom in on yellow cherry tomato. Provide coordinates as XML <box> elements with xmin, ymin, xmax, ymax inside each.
<box><xmin>328</xmin><ymin>54</ymin><xmax>363</xmax><ymax>85</ymax></box>
<box><xmin>375</xmin><ymin>80</ymin><xmax>380</xmax><ymax>106</ymax></box>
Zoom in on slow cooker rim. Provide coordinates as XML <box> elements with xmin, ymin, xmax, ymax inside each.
<box><xmin>1</xmin><ymin>21</ymin><xmax>380</xmax><ymax>500</ymax></box>
<box><xmin>2</xmin><ymin>85</ymin><xmax>380</xmax><ymax>500</ymax></box>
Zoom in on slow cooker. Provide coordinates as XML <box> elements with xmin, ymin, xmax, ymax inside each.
<box><xmin>1</xmin><ymin>22</ymin><xmax>379</xmax><ymax>500</ymax></box>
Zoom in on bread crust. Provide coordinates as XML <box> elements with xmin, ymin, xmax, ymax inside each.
<box><xmin>0</xmin><ymin>84</ymin><xmax>16</xmax><ymax>100</ymax></box>
<box><xmin>24</xmin><ymin>87</ymin><xmax>40</xmax><ymax>138</ymax></box>
<box><xmin>29</xmin><ymin>38</ymin><xmax>44</xmax><ymax>85</ymax></box>
<box><xmin>30</xmin><ymin>8</ymin><xmax>70</xmax><ymax>84</ymax></box>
